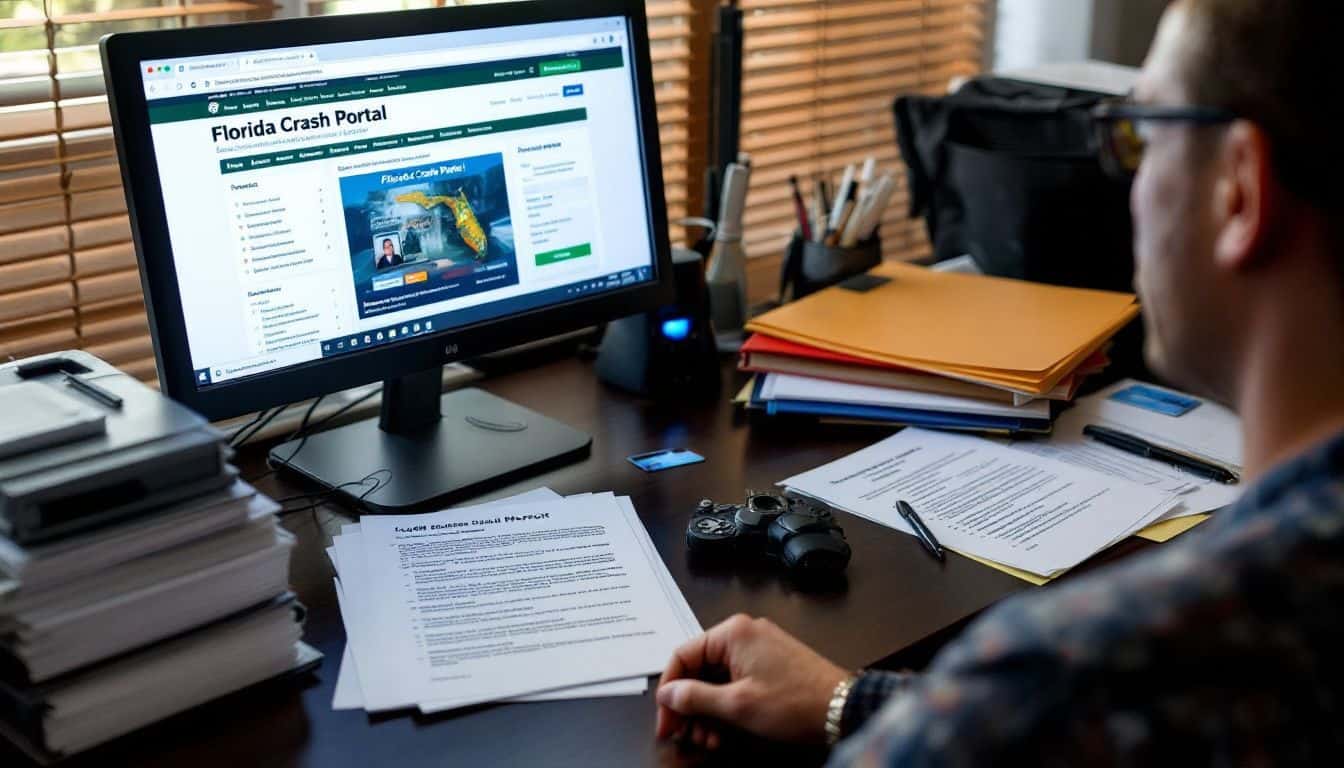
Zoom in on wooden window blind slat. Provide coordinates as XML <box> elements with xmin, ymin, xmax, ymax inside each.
<box><xmin>0</xmin><ymin>199</ymin><xmax>67</xmax><ymax>235</ymax></box>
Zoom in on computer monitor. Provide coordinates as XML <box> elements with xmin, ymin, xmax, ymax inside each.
<box><xmin>101</xmin><ymin>0</ymin><xmax>674</xmax><ymax>510</ymax></box>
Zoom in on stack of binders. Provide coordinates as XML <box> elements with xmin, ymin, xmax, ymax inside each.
<box><xmin>0</xmin><ymin>351</ymin><xmax>317</xmax><ymax>762</ymax></box>
<box><xmin>740</xmin><ymin>262</ymin><xmax>1138</xmax><ymax>435</ymax></box>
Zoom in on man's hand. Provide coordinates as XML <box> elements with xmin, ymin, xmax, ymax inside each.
<box><xmin>655</xmin><ymin>614</ymin><xmax>849</xmax><ymax>749</ymax></box>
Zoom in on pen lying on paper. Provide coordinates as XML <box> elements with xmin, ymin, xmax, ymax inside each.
<box><xmin>1083</xmin><ymin>424</ymin><xmax>1239</xmax><ymax>484</ymax></box>
<box><xmin>896</xmin><ymin>500</ymin><xmax>944</xmax><ymax>562</ymax></box>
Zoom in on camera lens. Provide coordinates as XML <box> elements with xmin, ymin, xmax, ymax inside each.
<box><xmin>751</xmin><ymin>494</ymin><xmax>783</xmax><ymax>512</ymax></box>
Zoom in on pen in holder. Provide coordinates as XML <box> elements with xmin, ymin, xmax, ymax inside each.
<box><xmin>779</xmin><ymin>231</ymin><xmax>882</xmax><ymax>302</ymax></box>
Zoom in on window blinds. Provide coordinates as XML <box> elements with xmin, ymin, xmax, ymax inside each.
<box><xmin>736</xmin><ymin>0</ymin><xmax>986</xmax><ymax>301</ymax></box>
<box><xmin>0</xmin><ymin>0</ymin><xmax>273</xmax><ymax>383</ymax></box>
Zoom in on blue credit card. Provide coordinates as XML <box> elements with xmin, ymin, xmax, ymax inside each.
<box><xmin>1109</xmin><ymin>384</ymin><xmax>1201</xmax><ymax>417</ymax></box>
<box><xmin>627</xmin><ymin>449</ymin><xmax>705</xmax><ymax>473</ymax></box>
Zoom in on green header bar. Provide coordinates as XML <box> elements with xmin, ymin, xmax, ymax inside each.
<box><xmin>149</xmin><ymin>48</ymin><xmax>622</xmax><ymax>124</ymax></box>
<box><xmin>218</xmin><ymin>108</ymin><xmax>587</xmax><ymax>175</ymax></box>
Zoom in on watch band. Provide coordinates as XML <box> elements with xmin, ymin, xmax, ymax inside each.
<box><xmin>824</xmin><ymin>672</ymin><xmax>860</xmax><ymax>746</ymax></box>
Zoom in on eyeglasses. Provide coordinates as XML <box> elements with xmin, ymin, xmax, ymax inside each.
<box><xmin>1091</xmin><ymin>99</ymin><xmax>1237</xmax><ymax>179</ymax></box>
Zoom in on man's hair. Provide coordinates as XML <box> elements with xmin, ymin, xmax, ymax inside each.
<box><xmin>382</xmin><ymin>238</ymin><xmax>393</xmax><ymax>247</ymax></box>
<box><xmin>1179</xmin><ymin>1</ymin><xmax>1337</xmax><ymax>209</ymax></box>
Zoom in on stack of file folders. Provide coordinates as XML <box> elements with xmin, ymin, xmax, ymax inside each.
<box><xmin>740</xmin><ymin>262</ymin><xmax>1139</xmax><ymax>435</ymax></box>
<box><xmin>0</xmin><ymin>351</ymin><xmax>317</xmax><ymax>762</ymax></box>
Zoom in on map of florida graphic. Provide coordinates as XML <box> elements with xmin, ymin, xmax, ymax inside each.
<box><xmin>394</xmin><ymin>190</ymin><xmax>488</xmax><ymax>258</ymax></box>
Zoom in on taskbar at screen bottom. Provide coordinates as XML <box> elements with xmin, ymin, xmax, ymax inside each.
<box><xmin>317</xmin><ymin>264</ymin><xmax>651</xmax><ymax>358</ymax></box>
<box><xmin>189</xmin><ymin>265</ymin><xmax>652</xmax><ymax>391</ymax></box>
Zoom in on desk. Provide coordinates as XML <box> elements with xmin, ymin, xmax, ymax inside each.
<box><xmin>3</xmin><ymin>356</ymin><xmax>1148</xmax><ymax>767</ymax></box>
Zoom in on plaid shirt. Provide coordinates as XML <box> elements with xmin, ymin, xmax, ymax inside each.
<box><xmin>830</xmin><ymin>428</ymin><xmax>1344</xmax><ymax>766</ymax></box>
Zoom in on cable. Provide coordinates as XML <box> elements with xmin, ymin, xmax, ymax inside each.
<box><xmin>230</xmin><ymin>405</ymin><xmax>288</xmax><ymax>448</ymax></box>
<box><xmin>244</xmin><ymin>395</ymin><xmax>325</xmax><ymax>484</ymax></box>
<box><xmin>249</xmin><ymin>388</ymin><xmax>380</xmax><ymax>483</ymax></box>
<box><xmin>227</xmin><ymin>407</ymin><xmax>271</xmax><ymax>446</ymax></box>
<box><xmin>301</xmin><ymin>388</ymin><xmax>380</xmax><ymax>436</ymax></box>
<box><xmin>275</xmin><ymin>469</ymin><xmax>391</xmax><ymax>518</ymax></box>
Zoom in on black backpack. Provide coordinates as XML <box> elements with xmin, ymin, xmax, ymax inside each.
<box><xmin>894</xmin><ymin>76</ymin><xmax>1135</xmax><ymax>293</ymax></box>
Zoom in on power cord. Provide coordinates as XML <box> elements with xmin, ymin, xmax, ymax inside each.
<box><xmin>275</xmin><ymin>468</ymin><xmax>392</xmax><ymax>518</ymax></box>
<box><xmin>227</xmin><ymin>407</ymin><xmax>274</xmax><ymax>447</ymax></box>
<box><xmin>230</xmin><ymin>405</ymin><xmax>288</xmax><ymax>448</ymax></box>
<box><xmin>249</xmin><ymin>388</ymin><xmax>381</xmax><ymax>483</ymax></box>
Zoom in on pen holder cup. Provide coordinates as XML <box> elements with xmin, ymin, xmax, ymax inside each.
<box><xmin>783</xmin><ymin>233</ymin><xmax>882</xmax><ymax>301</ymax></box>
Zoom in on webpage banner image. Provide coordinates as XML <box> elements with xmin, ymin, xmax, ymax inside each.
<box><xmin>340</xmin><ymin>153</ymin><xmax>519</xmax><ymax>320</ymax></box>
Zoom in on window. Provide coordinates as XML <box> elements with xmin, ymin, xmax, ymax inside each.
<box><xmin>0</xmin><ymin>0</ymin><xmax>274</xmax><ymax>383</ymax></box>
<box><xmin>0</xmin><ymin>0</ymin><xmax>984</xmax><ymax>381</ymax></box>
<box><xmin>738</xmin><ymin>0</ymin><xmax>987</xmax><ymax>301</ymax></box>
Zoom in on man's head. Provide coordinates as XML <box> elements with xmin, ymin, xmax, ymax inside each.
<box><xmin>1130</xmin><ymin>0</ymin><xmax>1342</xmax><ymax>403</ymax></box>
<box><xmin>382</xmin><ymin>238</ymin><xmax>395</xmax><ymax>258</ymax></box>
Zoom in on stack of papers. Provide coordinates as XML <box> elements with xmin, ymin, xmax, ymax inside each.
<box><xmin>739</xmin><ymin>262</ymin><xmax>1132</xmax><ymax>434</ymax></box>
<box><xmin>330</xmin><ymin>488</ymin><xmax>700</xmax><ymax>714</ymax></box>
<box><xmin>739</xmin><ymin>333</ymin><xmax>1104</xmax><ymax>406</ymax></box>
<box><xmin>782</xmin><ymin>381</ymin><xmax>1242</xmax><ymax>583</ymax></box>
<box><xmin>0</xmin><ymin>480</ymin><xmax>313</xmax><ymax>760</ymax></box>
<box><xmin>747</xmin><ymin>262</ymin><xmax>1139</xmax><ymax>396</ymax></box>
<box><xmin>1</xmin><ymin>351</ymin><xmax>315</xmax><ymax>761</ymax></box>
<box><xmin>747</xmin><ymin>372</ymin><xmax>1056</xmax><ymax>434</ymax></box>
<box><xmin>1010</xmin><ymin>378</ymin><xmax>1243</xmax><ymax>543</ymax></box>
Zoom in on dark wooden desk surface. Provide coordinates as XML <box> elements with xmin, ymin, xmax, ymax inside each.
<box><xmin>6</xmin><ymin>356</ymin><xmax>1142</xmax><ymax>768</ymax></box>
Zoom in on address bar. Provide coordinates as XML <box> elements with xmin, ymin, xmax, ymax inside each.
<box><xmin>211</xmin><ymin>68</ymin><xmax>326</xmax><ymax>88</ymax></box>
<box><xmin>206</xmin><ymin>35</ymin><xmax>604</xmax><ymax>91</ymax></box>
<box><xmin>319</xmin><ymin>35</ymin><xmax>601</xmax><ymax>78</ymax></box>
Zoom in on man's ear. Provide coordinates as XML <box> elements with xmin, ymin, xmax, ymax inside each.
<box><xmin>1212</xmin><ymin>121</ymin><xmax>1277</xmax><ymax>271</ymax></box>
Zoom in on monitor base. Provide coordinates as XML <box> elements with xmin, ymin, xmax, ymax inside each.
<box><xmin>268</xmin><ymin>385</ymin><xmax>591</xmax><ymax>513</ymax></box>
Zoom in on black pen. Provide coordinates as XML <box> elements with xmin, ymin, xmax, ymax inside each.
<box><xmin>1083</xmin><ymin>424</ymin><xmax>1239</xmax><ymax>484</ymax></box>
<box><xmin>896</xmin><ymin>500</ymin><xmax>944</xmax><ymax>562</ymax></box>
<box><xmin>62</xmin><ymin>371</ymin><xmax>124</xmax><ymax>409</ymax></box>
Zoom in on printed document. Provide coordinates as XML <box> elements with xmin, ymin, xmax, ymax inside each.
<box><xmin>350</xmin><ymin>493</ymin><xmax>691</xmax><ymax>711</ymax></box>
<box><xmin>330</xmin><ymin>491</ymin><xmax>695</xmax><ymax>712</ymax></box>
<box><xmin>782</xmin><ymin>429</ymin><xmax>1180</xmax><ymax>576</ymax></box>
<box><xmin>1011</xmin><ymin>379</ymin><xmax>1243</xmax><ymax>519</ymax></box>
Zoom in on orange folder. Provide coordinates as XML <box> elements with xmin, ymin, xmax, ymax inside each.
<box><xmin>745</xmin><ymin>262</ymin><xmax>1140</xmax><ymax>396</ymax></box>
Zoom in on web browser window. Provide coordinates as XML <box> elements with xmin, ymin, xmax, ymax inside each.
<box><xmin>139</xmin><ymin>17</ymin><xmax>656</xmax><ymax>388</ymax></box>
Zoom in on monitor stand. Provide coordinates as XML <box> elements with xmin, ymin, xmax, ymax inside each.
<box><xmin>267</xmin><ymin>366</ymin><xmax>591</xmax><ymax>512</ymax></box>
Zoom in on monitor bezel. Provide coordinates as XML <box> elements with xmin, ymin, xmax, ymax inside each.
<box><xmin>101</xmin><ymin>0</ymin><xmax>674</xmax><ymax>421</ymax></box>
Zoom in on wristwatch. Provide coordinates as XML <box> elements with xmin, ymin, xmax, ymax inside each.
<box><xmin>824</xmin><ymin>672</ymin><xmax>860</xmax><ymax>746</ymax></box>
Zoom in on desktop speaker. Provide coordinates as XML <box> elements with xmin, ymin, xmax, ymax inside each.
<box><xmin>596</xmin><ymin>248</ymin><xmax>720</xmax><ymax>399</ymax></box>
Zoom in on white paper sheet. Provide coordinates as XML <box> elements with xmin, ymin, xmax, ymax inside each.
<box><xmin>333</xmin><ymin>537</ymin><xmax>651</xmax><ymax>710</ymax></box>
<box><xmin>345</xmin><ymin>493</ymin><xmax>691</xmax><ymax>711</ymax></box>
<box><xmin>1010</xmin><ymin>379</ymin><xmax>1243</xmax><ymax>519</ymax></box>
<box><xmin>328</xmin><ymin>489</ymin><xmax>686</xmax><ymax>712</ymax></box>
<box><xmin>760</xmin><ymin>373</ymin><xmax>1051</xmax><ymax>420</ymax></box>
<box><xmin>782</xmin><ymin>428</ymin><xmax>1180</xmax><ymax>576</ymax></box>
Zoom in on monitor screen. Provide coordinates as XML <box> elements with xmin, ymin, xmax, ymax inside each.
<box><xmin>136</xmin><ymin>16</ymin><xmax>656</xmax><ymax>390</ymax></box>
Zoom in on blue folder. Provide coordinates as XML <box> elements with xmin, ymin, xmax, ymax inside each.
<box><xmin>749</xmin><ymin>378</ymin><xmax>1053</xmax><ymax>435</ymax></box>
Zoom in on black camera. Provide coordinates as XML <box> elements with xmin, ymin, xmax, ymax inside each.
<box><xmin>686</xmin><ymin>492</ymin><xmax>851</xmax><ymax>579</ymax></box>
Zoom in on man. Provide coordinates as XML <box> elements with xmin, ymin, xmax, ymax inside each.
<box><xmin>376</xmin><ymin>238</ymin><xmax>402</xmax><ymax>270</ymax></box>
<box><xmin>655</xmin><ymin>1</ymin><xmax>1344</xmax><ymax>762</ymax></box>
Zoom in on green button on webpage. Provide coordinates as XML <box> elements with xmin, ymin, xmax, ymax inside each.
<box><xmin>539</xmin><ymin>59</ymin><xmax>582</xmax><ymax>76</ymax></box>
<box><xmin>535</xmin><ymin>243</ymin><xmax>592</xmax><ymax>266</ymax></box>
